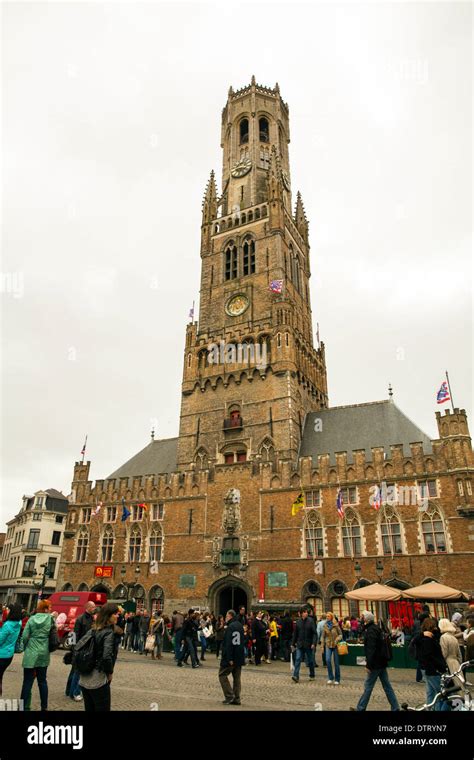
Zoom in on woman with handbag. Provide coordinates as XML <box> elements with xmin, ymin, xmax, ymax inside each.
<box><xmin>321</xmin><ymin>612</ymin><xmax>343</xmax><ymax>685</ymax></box>
<box><xmin>20</xmin><ymin>600</ymin><xmax>58</xmax><ymax>711</ymax></box>
<box><xmin>199</xmin><ymin>613</ymin><xmax>213</xmax><ymax>662</ymax></box>
<box><xmin>0</xmin><ymin>603</ymin><xmax>22</xmax><ymax>696</ymax></box>
<box><xmin>151</xmin><ymin>612</ymin><xmax>165</xmax><ymax>660</ymax></box>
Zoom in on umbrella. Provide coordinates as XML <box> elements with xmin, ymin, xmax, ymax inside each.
<box><xmin>345</xmin><ymin>583</ymin><xmax>402</xmax><ymax>601</ymax></box>
<box><xmin>401</xmin><ymin>582</ymin><xmax>469</xmax><ymax>601</ymax></box>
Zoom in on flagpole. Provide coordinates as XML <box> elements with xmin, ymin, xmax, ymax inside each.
<box><xmin>445</xmin><ymin>371</ymin><xmax>455</xmax><ymax>412</ymax></box>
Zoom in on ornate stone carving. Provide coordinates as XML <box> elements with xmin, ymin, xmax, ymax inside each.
<box><xmin>222</xmin><ymin>488</ymin><xmax>241</xmax><ymax>535</ymax></box>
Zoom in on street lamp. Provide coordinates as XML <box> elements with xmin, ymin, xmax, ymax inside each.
<box><xmin>354</xmin><ymin>561</ymin><xmax>362</xmax><ymax>580</ymax></box>
<box><xmin>375</xmin><ymin>559</ymin><xmax>384</xmax><ymax>582</ymax></box>
<box><xmin>33</xmin><ymin>563</ymin><xmax>51</xmax><ymax>601</ymax></box>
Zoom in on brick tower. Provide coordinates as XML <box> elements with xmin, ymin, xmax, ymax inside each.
<box><xmin>177</xmin><ymin>78</ymin><xmax>328</xmax><ymax>470</ymax></box>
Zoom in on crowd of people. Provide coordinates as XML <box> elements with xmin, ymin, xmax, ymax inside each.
<box><xmin>0</xmin><ymin>598</ymin><xmax>473</xmax><ymax>711</ymax></box>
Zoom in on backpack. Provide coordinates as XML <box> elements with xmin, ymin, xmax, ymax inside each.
<box><xmin>378</xmin><ymin>622</ymin><xmax>393</xmax><ymax>662</ymax></box>
<box><xmin>72</xmin><ymin>629</ymin><xmax>97</xmax><ymax>674</ymax></box>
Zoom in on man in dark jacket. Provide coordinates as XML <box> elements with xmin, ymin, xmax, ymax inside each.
<box><xmin>177</xmin><ymin>610</ymin><xmax>199</xmax><ymax>668</ymax></box>
<box><xmin>66</xmin><ymin>601</ymin><xmax>96</xmax><ymax>701</ymax></box>
<box><xmin>219</xmin><ymin>609</ymin><xmax>245</xmax><ymax>705</ymax></box>
<box><xmin>131</xmin><ymin>611</ymin><xmax>141</xmax><ymax>652</ymax></box>
<box><xmin>251</xmin><ymin>612</ymin><xmax>267</xmax><ymax>666</ymax></box>
<box><xmin>280</xmin><ymin>611</ymin><xmax>294</xmax><ymax>662</ymax></box>
<box><xmin>354</xmin><ymin>611</ymin><xmax>400</xmax><ymax>711</ymax></box>
<box><xmin>138</xmin><ymin>609</ymin><xmax>151</xmax><ymax>655</ymax></box>
<box><xmin>171</xmin><ymin>610</ymin><xmax>185</xmax><ymax>660</ymax></box>
<box><xmin>291</xmin><ymin>607</ymin><xmax>317</xmax><ymax>682</ymax></box>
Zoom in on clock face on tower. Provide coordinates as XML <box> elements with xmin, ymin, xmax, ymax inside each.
<box><xmin>225</xmin><ymin>294</ymin><xmax>249</xmax><ymax>317</ymax></box>
<box><xmin>231</xmin><ymin>157</ymin><xmax>252</xmax><ymax>178</ymax></box>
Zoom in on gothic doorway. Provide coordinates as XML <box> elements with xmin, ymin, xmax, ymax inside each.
<box><xmin>208</xmin><ymin>577</ymin><xmax>252</xmax><ymax>617</ymax></box>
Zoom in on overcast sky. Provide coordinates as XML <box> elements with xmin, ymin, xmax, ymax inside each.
<box><xmin>1</xmin><ymin>2</ymin><xmax>472</xmax><ymax>526</ymax></box>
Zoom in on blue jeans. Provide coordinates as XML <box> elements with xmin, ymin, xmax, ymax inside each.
<box><xmin>424</xmin><ymin>673</ymin><xmax>450</xmax><ymax>711</ymax></box>
<box><xmin>356</xmin><ymin>668</ymin><xmax>400</xmax><ymax>711</ymax></box>
<box><xmin>66</xmin><ymin>666</ymin><xmax>81</xmax><ymax>698</ymax></box>
<box><xmin>326</xmin><ymin>647</ymin><xmax>340</xmax><ymax>682</ymax></box>
<box><xmin>178</xmin><ymin>635</ymin><xmax>198</xmax><ymax>666</ymax></box>
<box><xmin>293</xmin><ymin>647</ymin><xmax>315</xmax><ymax>679</ymax></box>
<box><xmin>21</xmin><ymin>666</ymin><xmax>48</xmax><ymax>710</ymax></box>
<box><xmin>199</xmin><ymin>634</ymin><xmax>207</xmax><ymax>658</ymax></box>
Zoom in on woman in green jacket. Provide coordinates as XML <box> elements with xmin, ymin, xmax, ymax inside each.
<box><xmin>20</xmin><ymin>600</ymin><xmax>55</xmax><ymax>710</ymax></box>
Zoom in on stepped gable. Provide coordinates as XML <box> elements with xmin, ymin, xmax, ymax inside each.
<box><xmin>106</xmin><ymin>437</ymin><xmax>178</xmax><ymax>480</ymax></box>
<box><xmin>300</xmin><ymin>400</ymin><xmax>433</xmax><ymax>465</ymax></box>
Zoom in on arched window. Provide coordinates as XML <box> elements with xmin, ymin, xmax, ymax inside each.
<box><xmin>149</xmin><ymin>527</ymin><xmax>163</xmax><ymax>562</ymax></box>
<box><xmin>195</xmin><ymin>448</ymin><xmax>209</xmax><ymax>470</ymax></box>
<box><xmin>331</xmin><ymin>598</ymin><xmax>350</xmax><ymax>619</ymax></box>
<box><xmin>341</xmin><ymin>509</ymin><xmax>362</xmax><ymax>557</ymax></box>
<box><xmin>129</xmin><ymin>526</ymin><xmax>142</xmax><ymax>562</ymax></box>
<box><xmin>101</xmin><ymin>527</ymin><xmax>114</xmax><ymax>563</ymax></box>
<box><xmin>380</xmin><ymin>506</ymin><xmax>403</xmax><ymax>555</ymax></box>
<box><xmin>259</xmin><ymin>438</ymin><xmax>275</xmax><ymax>463</ymax></box>
<box><xmin>259</xmin><ymin>117</ymin><xmax>269</xmax><ymax>142</ymax></box>
<box><xmin>259</xmin><ymin>147</ymin><xmax>270</xmax><ymax>169</ymax></box>
<box><xmin>243</xmin><ymin>238</ymin><xmax>256</xmax><ymax>276</ymax></box>
<box><xmin>224</xmin><ymin>242</ymin><xmax>238</xmax><ymax>281</ymax></box>
<box><xmin>75</xmin><ymin>529</ymin><xmax>89</xmax><ymax>562</ymax></box>
<box><xmin>421</xmin><ymin>507</ymin><xmax>447</xmax><ymax>553</ymax></box>
<box><xmin>304</xmin><ymin>510</ymin><xmax>324</xmax><ymax>558</ymax></box>
<box><xmin>239</xmin><ymin>118</ymin><xmax>249</xmax><ymax>144</ymax></box>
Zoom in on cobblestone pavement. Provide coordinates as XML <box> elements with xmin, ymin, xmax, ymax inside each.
<box><xmin>2</xmin><ymin>649</ymin><xmax>428</xmax><ymax>711</ymax></box>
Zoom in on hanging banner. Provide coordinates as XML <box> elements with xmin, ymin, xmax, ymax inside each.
<box><xmin>258</xmin><ymin>572</ymin><xmax>265</xmax><ymax>603</ymax></box>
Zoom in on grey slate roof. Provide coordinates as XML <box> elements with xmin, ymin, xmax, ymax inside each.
<box><xmin>106</xmin><ymin>438</ymin><xmax>179</xmax><ymax>480</ymax></box>
<box><xmin>45</xmin><ymin>488</ymin><xmax>68</xmax><ymax>501</ymax></box>
<box><xmin>300</xmin><ymin>401</ymin><xmax>433</xmax><ymax>465</ymax></box>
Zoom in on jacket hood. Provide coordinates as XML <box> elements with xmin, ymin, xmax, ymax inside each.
<box><xmin>28</xmin><ymin>613</ymin><xmax>52</xmax><ymax>629</ymax></box>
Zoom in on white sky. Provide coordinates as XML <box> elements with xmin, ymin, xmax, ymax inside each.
<box><xmin>1</xmin><ymin>1</ymin><xmax>472</xmax><ymax>525</ymax></box>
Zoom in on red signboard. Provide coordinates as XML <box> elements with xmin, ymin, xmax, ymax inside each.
<box><xmin>94</xmin><ymin>566</ymin><xmax>113</xmax><ymax>578</ymax></box>
<box><xmin>258</xmin><ymin>572</ymin><xmax>265</xmax><ymax>602</ymax></box>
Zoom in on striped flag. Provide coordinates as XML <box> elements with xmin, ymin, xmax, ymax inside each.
<box><xmin>373</xmin><ymin>486</ymin><xmax>382</xmax><ymax>511</ymax></box>
<box><xmin>436</xmin><ymin>381</ymin><xmax>450</xmax><ymax>404</ymax></box>
<box><xmin>336</xmin><ymin>489</ymin><xmax>344</xmax><ymax>519</ymax></box>
<box><xmin>269</xmin><ymin>280</ymin><xmax>283</xmax><ymax>294</ymax></box>
<box><xmin>138</xmin><ymin>502</ymin><xmax>148</xmax><ymax>511</ymax></box>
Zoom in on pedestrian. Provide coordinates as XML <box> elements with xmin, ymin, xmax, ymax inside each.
<box><xmin>353</xmin><ymin>611</ymin><xmax>400</xmax><ymax>711</ymax></box>
<box><xmin>463</xmin><ymin>617</ymin><xmax>474</xmax><ymax>661</ymax></box>
<box><xmin>78</xmin><ymin>602</ymin><xmax>119</xmax><ymax>712</ymax></box>
<box><xmin>269</xmin><ymin>615</ymin><xmax>279</xmax><ymax>660</ymax></box>
<box><xmin>138</xmin><ymin>609</ymin><xmax>150</xmax><ymax>654</ymax></box>
<box><xmin>215</xmin><ymin>615</ymin><xmax>225</xmax><ymax>659</ymax></box>
<box><xmin>151</xmin><ymin>610</ymin><xmax>165</xmax><ymax>660</ymax></box>
<box><xmin>199</xmin><ymin>613</ymin><xmax>212</xmax><ymax>661</ymax></box>
<box><xmin>321</xmin><ymin>612</ymin><xmax>343</xmax><ymax>685</ymax></box>
<box><xmin>20</xmin><ymin>600</ymin><xmax>56</xmax><ymax>711</ymax></box>
<box><xmin>439</xmin><ymin>618</ymin><xmax>463</xmax><ymax>688</ymax></box>
<box><xmin>414</xmin><ymin>617</ymin><xmax>449</xmax><ymax>711</ymax></box>
<box><xmin>177</xmin><ymin>610</ymin><xmax>199</xmax><ymax>668</ymax></box>
<box><xmin>342</xmin><ymin>617</ymin><xmax>351</xmax><ymax>641</ymax></box>
<box><xmin>219</xmin><ymin>609</ymin><xmax>245</xmax><ymax>705</ymax></box>
<box><xmin>131</xmin><ymin>611</ymin><xmax>141</xmax><ymax>652</ymax></box>
<box><xmin>291</xmin><ymin>607</ymin><xmax>317</xmax><ymax>683</ymax></box>
<box><xmin>316</xmin><ymin>614</ymin><xmax>326</xmax><ymax>666</ymax></box>
<box><xmin>66</xmin><ymin>600</ymin><xmax>96</xmax><ymax>703</ymax></box>
<box><xmin>251</xmin><ymin>611</ymin><xmax>267</xmax><ymax>666</ymax></box>
<box><xmin>280</xmin><ymin>610</ymin><xmax>293</xmax><ymax>662</ymax></box>
<box><xmin>171</xmin><ymin>610</ymin><xmax>184</xmax><ymax>660</ymax></box>
<box><xmin>0</xmin><ymin>603</ymin><xmax>22</xmax><ymax>696</ymax></box>
<box><xmin>236</xmin><ymin>606</ymin><xmax>247</xmax><ymax>627</ymax></box>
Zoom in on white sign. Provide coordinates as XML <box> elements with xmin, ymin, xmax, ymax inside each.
<box><xmin>314</xmin><ymin>560</ymin><xmax>323</xmax><ymax>575</ymax></box>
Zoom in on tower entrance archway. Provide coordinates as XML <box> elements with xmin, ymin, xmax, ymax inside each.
<box><xmin>208</xmin><ymin>577</ymin><xmax>253</xmax><ymax>617</ymax></box>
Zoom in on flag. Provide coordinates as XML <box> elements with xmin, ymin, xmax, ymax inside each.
<box><xmin>316</xmin><ymin>322</ymin><xmax>320</xmax><ymax>348</ymax></box>
<box><xmin>336</xmin><ymin>489</ymin><xmax>344</xmax><ymax>519</ymax></box>
<box><xmin>437</xmin><ymin>381</ymin><xmax>450</xmax><ymax>404</ymax></box>
<box><xmin>269</xmin><ymin>280</ymin><xmax>283</xmax><ymax>294</ymax></box>
<box><xmin>81</xmin><ymin>437</ymin><xmax>87</xmax><ymax>457</ymax></box>
<box><xmin>138</xmin><ymin>502</ymin><xmax>148</xmax><ymax>511</ymax></box>
<box><xmin>373</xmin><ymin>486</ymin><xmax>382</xmax><ymax>512</ymax></box>
<box><xmin>121</xmin><ymin>498</ymin><xmax>131</xmax><ymax>522</ymax></box>
<box><xmin>92</xmin><ymin>502</ymin><xmax>102</xmax><ymax>517</ymax></box>
<box><xmin>291</xmin><ymin>492</ymin><xmax>305</xmax><ymax>516</ymax></box>
<box><xmin>189</xmin><ymin>305</ymin><xmax>194</xmax><ymax>320</ymax></box>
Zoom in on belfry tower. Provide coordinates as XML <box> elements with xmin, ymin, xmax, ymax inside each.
<box><xmin>177</xmin><ymin>77</ymin><xmax>328</xmax><ymax>470</ymax></box>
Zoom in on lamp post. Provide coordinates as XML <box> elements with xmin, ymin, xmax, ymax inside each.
<box><xmin>375</xmin><ymin>559</ymin><xmax>384</xmax><ymax>622</ymax></box>
<box><xmin>354</xmin><ymin>561</ymin><xmax>362</xmax><ymax>581</ymax></box>
<box><xmin>33</xmin><ymin>563</ymin><xmax>51</xmax><ymax>604</ymax></box>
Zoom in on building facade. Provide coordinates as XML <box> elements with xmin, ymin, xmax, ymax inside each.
<box><xmin>57</xmin><ymin>79</ymin><xmax>474</xmax><ymax>618</ymax></box>
<box><xmin>0</xmin><ymin>489</ymin><xmax>69</xmax><ymax>611</ymax></box>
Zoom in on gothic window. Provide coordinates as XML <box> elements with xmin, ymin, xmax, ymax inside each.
<box><xmin>131</xmin><ymin>504</ymin><xmax>145</xmax><ymax>521</ymax></box>
<box><xmin>149</xmin><ymin>527</ymin><xmax>163</xmax><ymax>562</ymax></box>
<box><xmin>239</xmin><ymin>118</ymin><xmax>249</xmax><ymax>144</ymax></box>
<box><xmin>417</xmin><ymin>479</ymin><xmax>438</xmax><ymax>499</ymax></box>
<box><xmin>106</xmin><ymin>506</ymin><xmax>117</xmax><ymax>523</ymax></box>
<box><xmin>101</xmin><ymin>527</ymin><xmax>114</xmax><ymax>563</ymax></box>
<box><xmin>259</xmin><ymin>439</ymin><xmax>275</xmax><ymax>462</ymax></box>
<box><xmin>457</xmin><ymin>480</ymin><xmax>464</xmax><ymax>496</ymax></box>
<box><xmin>380</xmin><ymin>506</ymin><xmax>403</xmax><ymax>555</ymax></box>
<box><xmin>198</xmin><ymin>349</ymin><xmax>208</xmax><ymax>371</ymax></box>
<box><xmin>341</xmin><ymin>508</ymin><xmax>362</xmax><ymax>557</ymax></box>
<box><xmin>421</xmin><ymin>508</ymin><xmax>447</xmax><ymax>554</ymax></box>
<box><xmin>75</xmin><ymin>529</ymin><xmax>89</xmax><ymax>562</ymax></box>
<box><xmin>339</xmin><ymin>486</ymin><xmax>358</xmax><ymax>505</ymax></box>
<box><xmin>151</xmin><ymin>503</ymin><xmax>164</xmax><ymax>521</ymax></box>
<box><xmin>305</xmin><ymin>490</ymin><xmax>321</xmax><ymax>507</ymax></box>
<box><xmin>259</xmin><ymin>147</ymin><xmax>270</xmax><ymax>169</ymax></box>
<box><xmin>129</xmin><ymin>526</ymin><xmax>142</xmax><ymax>562</ymax></box>
<box><xmin>467</xmin><ymin>480</ymin><xmax>472</xmax><ymax>496</ymax></box>
<box><xmin>243</xmin><ymin>238</ymin><xmax>256</xmax><ymax>276</ymax></box>
<box><xmin>224</xmin><ymin>243</ymin><xmax>238</xmax><ymax>281</ymax></box>
<box><xmin>259</xmin><ymin>117</ymin><xmax>269</xmax><ymax>143</ymax></box>
<box><xmin>195</xmin><ymin>448</ymin><xmax>209</xmax><ymax>470</ymax></box>
<box><xmin>303</xmin><ymin>510</ymin><xmax>325</xmax><ymax>558</ymax></box>
<box><xmin>331</xmin><ymin>598</ymin><xmax>350</xmax><ymax>618</ymax></box>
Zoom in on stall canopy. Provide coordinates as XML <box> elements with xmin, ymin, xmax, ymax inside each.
<box><xmin>345</xmin><ymin>583</ymin><xmax>402</xmax><ymax>601</ymax></box>
<box><xmin>401</xmin><ymin>582</ymin><xmax>469</xmax><ymax>601</ymax></box>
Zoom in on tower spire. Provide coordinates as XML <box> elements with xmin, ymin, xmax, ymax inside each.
<box><xmin>201</xmin><ymin>170</ymin><xmax>218</xmax><ymax>225</ymax></box>
<box><xmin>294</xmin><ymin>191</ymin><xmax>309</xmax><ymax>243</ymax></box>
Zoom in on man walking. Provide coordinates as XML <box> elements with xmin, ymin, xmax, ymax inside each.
<box><xmin>66</xmin><ymin>601</ymin><xmax>96</xmax><ymax>702</ymax></box>
<box><xmin>251</xmin><ymin>611</ymin><xmax>267</xmax><ymax>666</ymax></box>
<box><xmin>138</xmin><ymin>609</ymin><xmax>151</xmax><ymax>654</ymax></box>
<box><xmin>291</xmin><ymin>607</ymin><xmax>317</xmax><ymax>683</ymax></box>
<box><xmin>171</xmin><ymin>610</ymin><xmax>184</xmax><ymax>660</ymax></box>
<box><xmin>354</xmin><ymin>611</ymin><xmax>400</xmax><ymax>711</ymax></box>
<box><xmin>219</xmin><ymin>609</ymin><xmax>245</xmax><ymax>705</ymax></box>
<box><xmin>177</xmin><ymin>609</ymin><xmax>199</xmax><ymax>668</ymax></box>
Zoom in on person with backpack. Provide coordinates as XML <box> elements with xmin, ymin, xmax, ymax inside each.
<box><xmin>0</xmin><ymin>603</ymin><xmax>22</xmax><ymax>697</ymax></box>
<box><xmin>75</xmin><ymin>602</ymin><xmax>119</xmax><ymax>711</ymax></box>
<box><xmin>65</xmin><ymin>601</ymin><xmax>96</xmax><ymax>702</ymax></box>
<box><xmin>415</xmin><ymin>618</ymin><xmax>449</xmax><ymax>711</ymax></box>
<box><xmin>353</xmin><ymin>611</ymin><xmax>400</xmax><ymax>711</ymax></box>
<box><xmin>20</xmin><ymin>599</ymin><xmax>58</xmax><ymax>711</ymax></box>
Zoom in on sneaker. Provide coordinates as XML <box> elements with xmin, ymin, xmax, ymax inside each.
<box><xmin>177</xmin><ymin>662</ymin><xmax>183</xmax><ymax>667</ymax></box>
<box><xmin>222</xmin><ymin>698</ymin><xmax>233</xmax><ymax>704</ymax></box>
<box><xmin>73</xmin><ymin>695</ymin><xmax>83</xmax><ymax>702</ymax></box>
<box><xmin>334</xmin><ymin>681</ymin><xmax>340</xmax><ymax>685</ymax></box>
<box><xmin>309</xmin><ymin>675</ymin><xmax>315</xmax><ymax>680</ymax></box>
<box><xmin>292</xmin><ymin>676</ymin><xmax>299</xmax><ymax>683</ymax></box>
<box><xmin>327</xmin><ymin>680</ymin><xmax>334</xmax><ymax>684</ymax></box>
<box><xmin>230</xmin><ymin>699</ymin><xmax>241</xmax><ymax>705</ymax></box>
